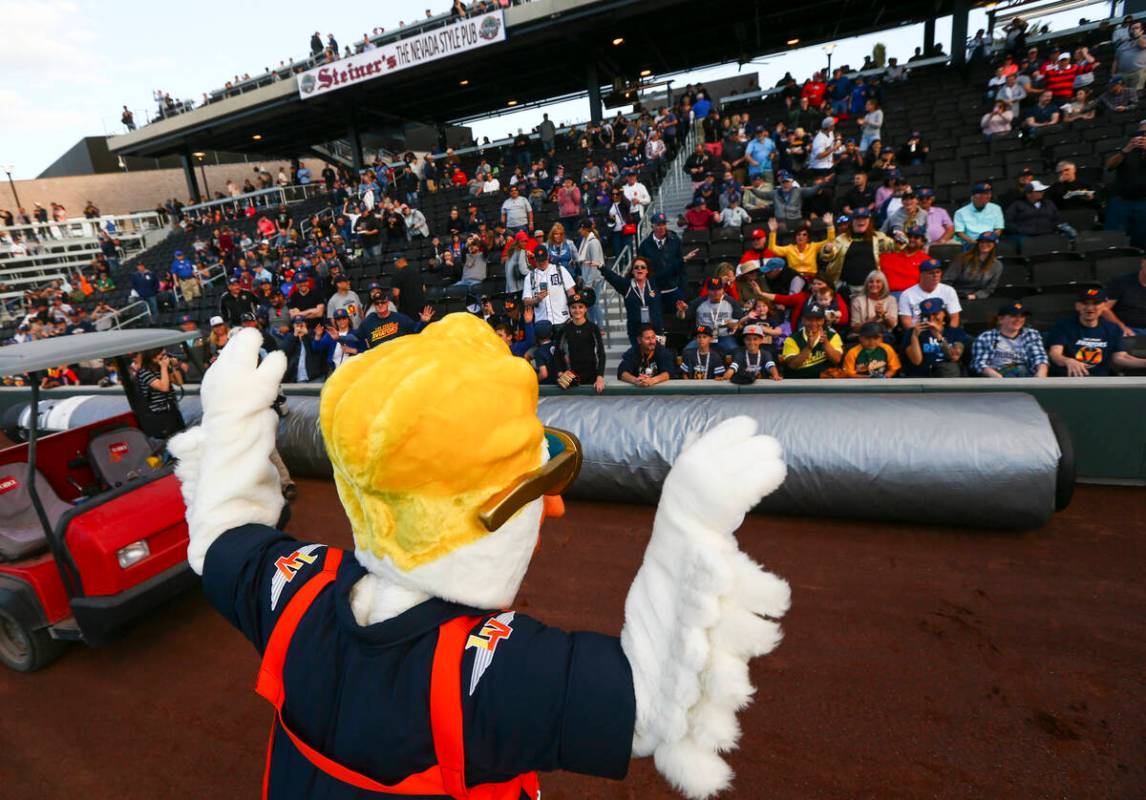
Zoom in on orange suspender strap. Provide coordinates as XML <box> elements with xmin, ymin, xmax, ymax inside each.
<box><xmin>429</xmin><ymin>615</ymin><xmax>482</xmax><ymax>798</ymax></box>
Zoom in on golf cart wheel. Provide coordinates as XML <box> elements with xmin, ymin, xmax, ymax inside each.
<box><xmin>0</xmin><ymin>608</ymin><xmax>66</xmax><ymax>672</ymax></box>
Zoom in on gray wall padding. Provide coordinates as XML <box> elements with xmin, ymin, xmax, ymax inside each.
<box><xmin>28</xmin><ymin>392</ymin><xmax>1063</xmax><ymax>529</ymax></box>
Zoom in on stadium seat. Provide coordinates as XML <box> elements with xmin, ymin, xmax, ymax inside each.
<box><xmin>1076</xmin><ymin>230</ymin><xmax>1134</xmax><ymax>256</ymax></box>
<box><xmin>1059</xmin><ymin>208</ymin><xmax>1098</xmax><ymax>232</ymax></box>
<box><xmin>711</xmin><ymin>228</ymin><xmax>742</xmax><ymax>242</ymax></box>
<box><xmin>1093</xmin><ymin>254</ymin><xmax>1140</xmax><ymax>283</ymax></box>
<box><xmin>927</xmin><ymin>243</ymin><xmax>963</xmax><ymax>264</ymax></box>
<box><xmin>1029</xmin><ymin>259</ymin><xmax>1097</xmax><ymax>292</ymax></box>
<box><xmin>1020</xmin><ymin>234</ymin><xmax>1072</xmax><ymax>259</ymax></box>
<box><xmin>708</xmin><ymin>241</ymin><xmax>742</xmax><ymax>260</ymax></box>
<box><xmin>682</xmin><ymin>229</ymin><xmax>710</xmax><ymax>244</ymax></box>
<box><xmin>959</xmin><ymin>300</ymin><xmax>998</xmax><ymax>335</ymax></box>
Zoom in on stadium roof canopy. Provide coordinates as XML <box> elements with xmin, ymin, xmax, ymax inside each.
<box><xmin>109</xmin><ymin>0</ymin><xmax>959</xmax><ymax>162</ymax></box>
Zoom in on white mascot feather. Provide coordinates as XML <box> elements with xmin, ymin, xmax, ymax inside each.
<box><xmin>170</xmin><ymin>317</ymin><xmax>789</xmax><ymax>799</ymax></box>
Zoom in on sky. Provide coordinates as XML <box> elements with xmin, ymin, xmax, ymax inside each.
<box><xmin>0</xmin><ymin>0</ymin><xmax>1118</xmax><ymax>179</ymax></box>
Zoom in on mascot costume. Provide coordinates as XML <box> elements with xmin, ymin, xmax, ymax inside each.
<box><xmin>169</xmin><ymin>314</ymin><xmax>790</xmax><ymax>799</ymax></box>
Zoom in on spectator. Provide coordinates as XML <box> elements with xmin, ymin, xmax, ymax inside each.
<box><xmin>503</xmin><ymin>232</ymin><xmax>532</xmax><ymax>296</ymax></box>
<box><xmin>1048</xmin><ymin>161</ymin><xmax>1100</xmax><ymax>210</ymax></box>
<box><xmin>996</xmin><ymin>73</ymin><xmax>1027</xmax><ymax>115</ymax></box>
<box><xmin>970</xmin><ymin>301</ymin><xmax>1050</xmax><ymax>377</ymax></box>
<box><xmin>546</xmin><ymin>223</ymin><xmax>579</xmax><ymax>282</ymax></box>
<box><xmin>857</xmin><ymin>98</ymin><xmax>883</xmax><ymax>152</ymax></box>
<box><xmin>1041</xmin><ymin>52</ymin><xmax>1092</xmax><ymax>99</ymax></box>
<box><xmin>622</xmin><ymin>170</ymin><xmax>652</xmax><ymax>221</ymax></box>
<box><xmin>745</xmin><ymin>128</ymin><xmax>776</xmax><ymax>181</ymax></box>
<box><xmin>766</xmin><ymin>215</ymin><xmax>836</xmax><ymax>277</ymax></box>
<box><xmin>576</xmin><ymin>219</ymin><xmax>606</xmax><ymax>326</ymax></box>
<box><xmin>980</xmin><ymin>101</ymin><xmax>1015</xmax><ymax>138</ymax></box>
<box><xmin>1100</xmin><ymin>76</ymin><xmax>1138</xmax><ymax>113</ymax></box>
<box><xmin>355</xmin><ymin>294</ymin><xmax>430</xmax><ymax>349</ymax></box>
<box><xmin>500</xmin><ymin>185</ymin><xmax>533</xmax><ymax>233</ymax></box>
<box><xmin>1102</xmin><ymin>256</ymin><xmax>1146</xmax><ymax>336</ymax></box>
<box><xmin>121</xmin><ymin>105</ymin><xmax>135</xmax><ymax>131</ymax></box>
<box><xmin>1004</xmin><ymin>179</ymin><xmax>1065</xmax><ymax>238</ymax></box>
<box><xmin>899</xmin><ymin>258</ymin><xmax>963</xmax><ymax>328</ymax></box>
<box><xmin>523</xmin><ymin>247</ymin><xmax>575</xmax><ymax>329</ymax></box>
<box><xmin>328</xmin><ymin>313</ymin><xmax>363</xmax><ymax>372</ymax></box>
<box><xmin>849</xmin><ymin>270</ymin><xmax>899</xmax><ymax>335</ymax></box>
<box><xmin>761</xmin><ymin>271</ymin><xmax>848</xmax><ymax>330</ymax></box>
<box><xmin>720</xmin><ymin>194</ymin><xmax>751</xmax><ymax>229</ymax></box>
<box><xmin>170</xmin><ymin>250</ymin><xmax>199</xmax><ymax>304</ymax></box>
<box><xmin>354</xmin><ymin>209</ymin><xmax>383</xmax><ymax>261</ymax></box>
<box><xmin>537</xmin><ymin>113</ymin><xmax>556</xmax><ymax>153</ymax></box>
<box><xmin>1047</xmin><ymin>287</ymin><xmax>1146</xmax><ymax>376</ymax></box>
<box><xmin>1023</xmin><ymin>90</ymin><xmax>1062</xmax><ymax>134</ymax></box>
<box><xmin>638</xmin><ymin>213</ymin><xmax>695</xmax><ymax>312</ymax></box>
<box><xmin>554</xmin><ymin>177</ymin><xmax>582</xmax><ymax>232</ymax></box>
<box><xmin>954</xmin><ymin>182</ymin><xmax>1005</xmax><ymax>247</ymax></box>
<box><xmin>687</xmin><ymin>277</ymin><xmax>745</xmax><ymax>353</ymax></box>
<box><xmin>722</xmin><ymin>323</ymin><xmax>781</xmax><ymax>383</ymax></box>
<box><xmin>553</xmin><ymin>290</ymin><xmax>606</xmax><ymax>393</ymax></box>
<box><xmin>808</xmin><ymin>118</ymin><xmax>841</xmax><ymax>175</ymax></box>
<box><xmin>601</xmin><ymin>255</ymin><xmax>662</xmax><ymax>345</ymax></box>
<box><xmin>402</xmin><ymin>204</ymin><xmax>429</xmax><ymax>239</ymax></box>
<box><xmin>287</xmin><ymin>276</ymin><xmax>325</xmax><ymax>323</ymax></box>
<box><xmin>327</xmin><ymin>274</ymin><xmax>363</xmax><ymax>327</ymax></box>
<box><xmin>282</xmin><ymin>318</ymin><xmax>331</xmax><ymax>384</ymax></box>
<box><xmin>134</xmin><ymin>349</ymin><xmax>185</xmax><ymax>439</ymax></box>
<box><xmin>618</xmin><ymin>325</ymin><xmax>676</xmax><ymax>386</ymax></box>
<box><xmin>679</xmin><ymin>198</ymin><xmax>718</xmax><ymax>231</ymax></box>
<box><xmin>882</xmin><ymin>192</ymin><xmax>927</xmax><ymax>234</ymax></box>
<box><xmin>390</xmin><ymin>254</ymin><xmax>425</xmax><ymax>320</ymax></box>
<box><xmin>839</xmin><ymin>171</ymin><xmax>875</xmax><ymax>216</ymax></box>
<box><xmin>901</xmin><ymin>297</ymin><xmax>969</xmax><ymax>377</ymax></box>
<box><xmin>780</xmin><ymin>304</ymin><xmax>843</xmax><ymax>378</ymax></box>
<box><xmin>771</xmin><ymin>171</ymin><xmax>818</xmax><ymax>229</ymax></box>
<box><xmin>897</xmin><ymin>131</ymin><xmax>929</xmax><ymax>165</ymax></box>
<box><xmin>843</xmin><ymin>322</ymin><xmax>902</xmax><ymax>378</ymax></box>
<box><xmin>130</xmin><ymin>262</ymin><xmax>160</xmax><ymax>319</ymax></box>
<box><xmin>945</xmin><ymin>232</ymin><xmax>1003</xmax><ymax>301</ymax></box>
<box><xmin>823</xmin><ymin>209</ymin><xmax>895</xmax><ymax>294</ymax></box>
<box><xmin>1105</xmin><ymin>123</ymin><xmax>1146</xmax><ymax>249</ymax></box>
<box><xmin>1061</xmin><ymin>88</ymin><xmax>1096</xmax><ymax>123</ymax></box>
<box><xmin>679</xmin><ymin>325</ymin><xmax>729</xmax><ymax>380</ymax></box>
<box><xmin>1114</xmin><ymin>20</ymin><xmax>1146</xmax><ymax>91</ymax></box>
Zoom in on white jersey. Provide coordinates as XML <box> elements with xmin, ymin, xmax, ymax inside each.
<box><xmin>522</xmin><ymin>265</ymin><xmax>575</xmax><ymax>325</ymax></box>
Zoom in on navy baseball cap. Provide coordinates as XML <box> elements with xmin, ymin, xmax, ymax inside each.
<box><xmin>651</xmin><ymin>212</ymin><xmax>668</xmax><ymax>224</ymax></box>
<box><xmin>919</xmin><ymin>258</ymin><xmax>944</xmax><ymax>272</ymax></box>
<box><xmin>239</xmin><ymin>312</ymin><xmax>257</xmax><ymax>323</ymax></box>
<box><xmin>998</xmin><ymin>301</ymin><xmax>1029</xmax><ymax>317</ymax></box>
<box><xmin>534</xmin><ymin>320</ymin><xmax>553</xmax><ymax>339</ymax></box>
<box><xmin>919</xmin><ymin>297</ymin><xmax>946</xmax><ymax>316</ymax></box>
<box><xmin>917</xmin><ymin>187</ymin><xmax>935</xmax><ymax>198</ymax></box>
<box><xmin>858</xmin><ymin>321</ymin><xmax>883</xmax><ymax>337</ymax></box>
<box><xmin>705</xmin><ymin>276</ymin><xmax>723</xmax><ymax>291</ymax></box>
<box><xmin>886</xmin><ymin>169</ymin><xmax>902</xmax><ymax>180</ymax></box>
<box><xmin>332</xmin><ymin>308</ymin><xmax>350</xmax><ymax>319</ymax></box>
<box><xmin>971</xmin><ymin>182</ymin><xmax>992</xmax><ymax>193</ymax></box>
<box><xmin>695</xmin><ymin>324</ymin><xmax>714</xmax><ymax>337</ymax></box>
<box><xmin>803</xmin><ymin>303</ymin><xmax>827</xmax><ymax>320</ymax></box>
<box><xmin>174</xmin><ymin>250</ymin><xmax>184</xmax><ymax>257</ymax></box>
<box><xmin>533</xmin><ymin>245</ymin><xmax>549</xmax><ymax>260</ymax></box>
<box><xmin>1078</xmin><ymin>287</ymin><xmax>1107</xmax><ymax>303</ymax></box>
<box><xmin>906</xmin><ymin>226</ymin><xmax>927</xmax><ymax>238</ymax></box>
<box><xmin>334</xmin><ymin>272</ymin><xmax>350</xmax><ymax>283</ymax></box>
<box><xmin>852</xmin><ymin>208</ymin><xmax>871</xmax><ymax>219</ymax></box>
<box><xmin>578</xmin><ymin>218</ymin><xmax>594</xmax><ymax>230</ymax></box>
<box><xmin>569</xmin><ymin>288</ymin><xmax>595</xmax><ymax>307</ymax></box>
<box><xmin>227</xmin><ymin>276</ymin><xmax>239</xmax><ymax>285</ymax></box>
<box><xmin>178</xmin><ymin>314</ymin><xmax>194</xmax><ymax>324</ymax></box>
<box><xmin>778</xmin><ymin>170</ymin><xmax>795</xmax><ymax>181</ymax></box>
<box><xmin>978</xmin><ymin>231</ymin><xmax>999</xmax><ymax>243</ymax></box>
<box><xmin>392</xmin><ymin>253</ymin><xmax>407</xmax><ymax>262</ymax></box>
<box><xmin>367</xmin><ymin>281</ymin><xmax>382</xmax><ymax>292</ymax></box>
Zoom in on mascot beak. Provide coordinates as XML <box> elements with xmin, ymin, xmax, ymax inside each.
<box><xmin>542</xmin><ymin>494</ymin><xmax>565</xmax><ymax>520</ymax></box>
<box><xmin>478</xmin><ymin>428</ymin><xmax>581</xmax><ymax>532</ymax></box>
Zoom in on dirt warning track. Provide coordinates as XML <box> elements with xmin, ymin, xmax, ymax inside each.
<box><xmin>1</xmin><ymin>482</ymin><xmax>1143</xmax><ymax>799</ymax></box>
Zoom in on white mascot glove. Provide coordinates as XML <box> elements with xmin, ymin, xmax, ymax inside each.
<box><xmin>620</xmin><ymin>416</ymin><xmax>790</xmax><ymax>799</ymax></box>
<box><xmin>168</xmin><ymin>328</ymin><xmax>287</xmax><ymax>574</ymax></box>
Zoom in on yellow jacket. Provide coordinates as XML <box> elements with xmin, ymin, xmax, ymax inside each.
<box><xmin>767</xmin><ymin>226</ymin><xmax>836</xmax><ymax>277</ymax></box>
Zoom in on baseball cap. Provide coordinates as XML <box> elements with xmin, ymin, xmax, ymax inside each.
<box><xmin>852</xmin><ymin>208</ymin><xmax>872</xmax><ymax>219</ymax></box>
<box><xmin>1111</xmin><ymin>75</ymin><xmax>1125</xmax><ymax>84</ymax></box>
<box><xmin>240</xmin><ymin>312</ymin><xmax>257</xmax><ymax>323</ymax></box>
<box><xmin>705</xmin><ymin>276</ymin><xmax>723</xmax><ymax>291</ymax></box>
<box><xmin>178</xmin><ymin>314</ymin><xmax>194</xmax><ymax>325</ymax></box>
<box><xmin>906</xmin><ymin>226</ymin><xmax>927</xmax><ymax>239</ymax></box>
<box><xmin>1024</xmin><ymin>180</ymin><xmax>1050</xmax><ymax>192</ymax></box>
<box><xmin>532</xmin><ymin>245</ymin><xmax>549</xmax><ymax>260</ymax></box>
<box><xmin>1057</xmin><ymin>52</ymin><xmax>1070</xmax><ymax>60</ymax></box>
<box><xmin>919</xmin><ymin>257</ymin><xmax>944</xmax><ymax>272</ymax></box>
<box><xmin>917</xmin><ymin>187</ymin><xmax>935</xmax><ymax>198</ymax></box>
<box><xmin>174</xmin><ymin>250</ymin><xmax>183</xmax><ymax>257</ymax></box>
<box><xmin>919</xmin><ymin>297</ymin><xmax>946</xmax><ymax>316</ymax></box>
<box><xmin>821</xmin><ymin>117</ymin><xmax>834</xmax><ymax>129</ymax></box>
<box><xmin>741</xmin><ymin>323</ymin><xmax>766</xmax><ymax>337</ymax></box>
<box><xmin>209</xmin><ymin>315</ymin><xmax>225</xmax><ymax>327</ymax></box>
<box><xmin>997</xmin><ymin>301</ymin><xmax>1029</xmax><ymax>317</ymax></box>
<box><xmin>695</xmin><ymin>324</ymin><xmax>714</xmax><ymax>337</ymax></box>
<box><xmin>763</xmin><ymin>256</ymin><xmax>787</xmax><ymax>272</ymax></box>
<box><xmin>227</xmin><ymin>276</ymin><xmax>239</xmax><ymax>285</ymax></box>
<box><xmin>534</xmin><ymin>320</ymin><xmax>553</xmax><ymax>339</ymax></box>
<box><xmin>332</xmin><ymin>308</ymin><xmax>350</xmax><ymax>319</ymax></box>
<box><xmin>750</xmin><ymin>228</ymin><xmax>766</xmax><ymax>239</ymax></box>
<box><xmin>367</xmin><ymin>281</ymin><xmax>383</xmax><ymax>292</ymax></box>
<box><xmin>778</xmin><ymin>170</ymin><xmax>794</xmax><ymax>181</ymax></box>
<box><xmin>651</xmin><ymin>212</ymin><xmax>668</xmax><ymax>224</ymax></box>
<box><xmin>971</xmin><ymin>181</ymin><xmax>992</xmax><ymax>193</ymax></box>
<box><xmin>514</xmin><ymin>231</ymin><xmax>530</xmax><ymax>242</ymax></box>
<box><xmin>334</xmin><ymin>273</ymin><xmax>350</xmax><ymax>283</ymax></box>
<box><xmin>978</xmin><ymin>231</ymin><xmax>999</xmax><ymax>242</ymax></box>
<box><xmin>858</xmin><ymin>321</ymin><xmax>883</xmax><ymax>338</ymax></box>
<box><xmin>1078</xmin><ymin>287</ymin><xmax>1107</xmax><ymax>303</ymax></box>
<box><xmin>569</xmin><ymin>288</ymin><xmax>595</xmax><ymax>307</ymax></box>
<box><xmin>578</xmin><ymin>218</ymin><xmax>593</xmax><ymax>230</ymax></box>
<box><xmin>802</xmin><ymin>304</ymin><xmax>827</xmax><ymax>320</ymax></box>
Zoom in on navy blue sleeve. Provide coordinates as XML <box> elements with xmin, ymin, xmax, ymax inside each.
<box><xmin>462</xmin><ymin>613</ymin><xmax>635</xmax><ymax>780</ymax></box>
<box><xmin>617</xmin><ymin>348</ymin><xmax>637</xmax><ymax>379</ymax></box>
<box><xmin>1045</xmin><ymin>319</ymin><xmax>1071</xmax><ymax>349</ymax></box>
<box><xmin>201</xmin><ymin>525</ymin><xmax>337</xmax><ymax>652</ymax></box>
<box><xmin>656</xmin><ymin>347</ymin><xmax>678</xmax><ymax>376</ymax></box>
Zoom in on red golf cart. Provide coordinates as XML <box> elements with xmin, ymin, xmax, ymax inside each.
<box><xmin>0</xmin><ymin>329</ymin><xmax>197</xmax><ymax>671</ymax></box>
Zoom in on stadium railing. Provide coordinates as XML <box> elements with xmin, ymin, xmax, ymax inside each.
<box><xmin>180</xmin><ymin>183</ymin><xmax>327</xmax><ymax>221</ymax></box>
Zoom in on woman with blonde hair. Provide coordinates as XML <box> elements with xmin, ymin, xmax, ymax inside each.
<box><xmin>945</xmin><ymin>231</ymin><xmax>1003</xmax><ymax>300</ymax></box>
<box><xmin>546</xmin><ymin>222</ymin><xmax>579</xmax><ymax>279</ymax></box>
<box><xmin>849</xmin><ymin>270</ymin><xmax>899</xmax><ymax>334</ymax></box>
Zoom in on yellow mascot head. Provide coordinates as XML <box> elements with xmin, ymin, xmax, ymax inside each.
<box><xmin>319</xmin><ymin>314</ymin><xmax>547</xmax><ymax>604</ymax></box>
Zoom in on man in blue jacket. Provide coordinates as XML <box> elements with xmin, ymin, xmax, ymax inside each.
<box><xmin>355</xmin><ymin>294</ymin><xmax>434</xmax><ymax>349</ymax></box>
<box><xmin>637</xmin><ymin>213</ymin><xmax>698</xmax><ymax>313</ymax></box>
<box><xmin>130</xmin><ymin>262</ymin><xmax>160</xmax><ymax>319</ymax></box>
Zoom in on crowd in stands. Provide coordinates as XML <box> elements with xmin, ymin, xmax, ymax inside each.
<box><xmin>9</xmin><ymin>15</ymin><xmax>1146</xmax><ymax>393</ymax></box>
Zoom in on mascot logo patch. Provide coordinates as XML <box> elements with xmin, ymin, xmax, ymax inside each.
<box><xmin>466</xmin><ymin>611</ymin><xmax>515</xmax><ymax>696</ymax></box>
<box><xmin>270</xmin><ymin>544</ymin><xmax>326</xmax><ymax>610</ymax></box>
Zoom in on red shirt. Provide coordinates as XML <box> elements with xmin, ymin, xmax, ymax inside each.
<box><xmin>772</xmin><ymin>291</ymin><xmax>848</xmax><ymax>329</ymax></box>
<box><xmin>682</xmin><ymin>207</ymin><xmax>717</xmax><ymax>231</ymax></box>
<box><xmin>879</xmin><ymin>250</ymin><xmax>929</xmax><ymax>292</ymax></box>
<box><xmin>801</xmin><ymin>80</ymin><xmax>828</xmax><ymax>107</ymax></box>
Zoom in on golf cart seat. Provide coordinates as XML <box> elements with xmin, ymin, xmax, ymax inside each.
<box><xmin>0</xmin><ymin>463</ymin><xmax>72</xmax><ymax>560</ymax></box>
<box><xmin>86</xmin><ymin>428</ymin><xmax>160</xmax><ymax>489</ymax></box>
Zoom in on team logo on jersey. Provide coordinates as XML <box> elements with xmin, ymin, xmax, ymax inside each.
<box><xmin>270</xmin><ymin>544</ymin><xmax>326</xmax><ymax>610</ymax></box>
<box><xmin>466</xmin><ymin>611</ymin><xmax>515</xmax><ymax>696</ymax></box>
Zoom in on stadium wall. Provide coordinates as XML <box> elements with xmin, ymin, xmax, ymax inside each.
<box><xmin>0</xmin><ymin>158</ymin><xmax>325</xmax><ymax>216</ymax></box>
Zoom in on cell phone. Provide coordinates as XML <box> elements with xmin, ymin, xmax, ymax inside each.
<box><xmin>539</xmin><ymin>282</ymin><xmax>548</xmax><ymax>292</ymax></box>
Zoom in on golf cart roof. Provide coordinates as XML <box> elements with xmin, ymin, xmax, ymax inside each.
<box><xmin>0</xmin><ymin>329</ymin><xmax>191</xmax><ymax>377</ymax></box>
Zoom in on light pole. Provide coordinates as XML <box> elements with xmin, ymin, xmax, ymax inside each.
<box><xmin>1</xmin><ymin>164</ymin><xmax>21</xmax><ymax>212</ymax></box>
<box><xmin>823</xmin><ymin>43</ymin><xmax>837</xmax><ymax>75</ymax></box>
<box><xmin>192</xmin><ymin>152</ymin><xmax>209</xmax><ymax>198</ymax></box>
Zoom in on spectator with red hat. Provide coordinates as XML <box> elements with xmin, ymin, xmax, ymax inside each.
<box><xmin>738</xmin><ymin>226</ymin><xmax>775</xmax><ymax>276</ymax></box>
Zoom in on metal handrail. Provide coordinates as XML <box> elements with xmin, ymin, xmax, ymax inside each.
<box><xmin>100</xmin><ymin>300</ymin><xmax>152</xmax><ymax>331</ymax></box>
<box><xmin>181</xmin><ymin>183</ymin><xmax>325</xmax><ymax>216</ymax></box>
<box><xmin>0</xmin><ymin>212</ymin><xmax>164</xmax><ymax>242</ymax></box>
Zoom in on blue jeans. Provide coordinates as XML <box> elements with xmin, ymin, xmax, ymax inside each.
<box><xmin>141</xmin><ymin>295</ymin><xmax>158</xmax><ymax>319</ymax></box>
<box><xmin>859</xmin><ymin>131</ymin><xmax>879</xmax><ymax>153</ymax></box>
<box><xmin>831</xmin><ymin>98</ymin><xmax>849</xmax><ymax>116</ymax></box>
<box><xmin>1105</xmin><ymin>197</ymin><xmax>1146</xmax><ymax>250</ymax></box>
